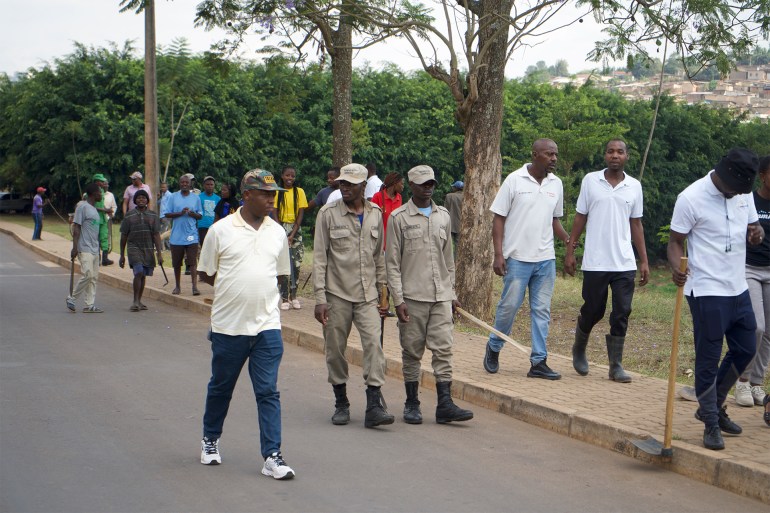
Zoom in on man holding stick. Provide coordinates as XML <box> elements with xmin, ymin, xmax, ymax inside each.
<box><xmin>66</xmin><ymin>183</ymin><xmax>104</xmax><ymax>313</ymax></box>
<box><xmin>386</xmin><ymin>165</ymin><xmax>473</xmax><ymax>424</ymax></box>
<box><xmin>313</xmin><ymin>163</ymin><xmax>394</xmax><ymax>428</ymax></box>
<box><xmin>668</xmin><ymin>148</ymin><xmax>762</xmax><ymax>450</ymax></box>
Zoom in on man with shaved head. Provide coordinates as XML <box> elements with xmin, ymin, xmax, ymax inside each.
<box><xmin>483</xmin><ymin>138</ymin><xmax>570</xmax><ymax>380</ymax></box>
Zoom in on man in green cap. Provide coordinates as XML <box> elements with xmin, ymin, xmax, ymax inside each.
<box><xmin>92</xmin><ymin>174</ymin><xmax>115</xmax><ymax>265</ymax></box>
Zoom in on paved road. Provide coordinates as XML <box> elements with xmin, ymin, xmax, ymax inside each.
<box><xmin>1</xmin><ymin>234</ymin><xmax>765</xmax><ymax>513</ymax></box>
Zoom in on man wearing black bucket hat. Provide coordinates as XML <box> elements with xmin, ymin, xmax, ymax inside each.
<box><xmin>668</xmin><ymin>148</ymin><xmax>763</xmax><ymax>451</ymax></box>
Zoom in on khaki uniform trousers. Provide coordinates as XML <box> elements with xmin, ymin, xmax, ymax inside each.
<box><xmin>399</xmin><ymin>298</ymin><xmax>453</xmax><ymax>383</ymax></box>
<box><xmin>323</xmin><ymin>293</ymin><xmax>386</xmax><ymax>386</ymax></box>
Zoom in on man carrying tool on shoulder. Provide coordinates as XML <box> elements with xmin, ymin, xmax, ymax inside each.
<box><xmin>386</xmin><ymin>165</ymin><xmax>473</xmax><ymax>425</ymax></box>
<box><xmin>313</xmin><ymin>163</ymin><xmax>394</xmax><ymax>429</ymax></box>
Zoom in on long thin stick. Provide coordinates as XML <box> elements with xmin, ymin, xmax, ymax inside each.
<box><xmin>69</xmin><ymin>257</ymin><xmax>75</xmax><ymax>296</ymax></box>
<box><xmin>456</xmin><ymin>307</ymin><xmax>530</xmax><ymax>355</ymax></box>
<box><xmin>663</xmin><ymin>256</ymin><xmax>688</xmax><ymax>454</ymax></box>
<box><xmin>379</xmin><ymin>285</ymin><xmax>388</xmax><ymax>348</ymax></box>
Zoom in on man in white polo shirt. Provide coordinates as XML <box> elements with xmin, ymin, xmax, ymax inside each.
<box><xmin>668</xmin><ymin>148</ymin><xmax>762</xmax><ymax>450</ymax></box>
<box><xmin>197</xmin><ymin>169</ymin><xmax>295</xmax><ymax>479</ymax></box>
<box><xmin>565</xmin><ymin>139</ymin><xmax>649</xmax><ymax>383</ymax></box>
<box><xmin>483</xmin><ymin>138</ymin><xmax>570</xmax><ymax>379</ymax></box>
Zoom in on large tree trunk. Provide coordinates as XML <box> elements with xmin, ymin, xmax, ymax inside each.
<box><xmin>144</xmin><ymin>0</ymin><xmax>160</xmax><ymax>210</ymax></box>
<box><xmin>330</xmin><ymin>20</ymin><xmax>353</xmax><ymax>167</ymax></box>
<box><xmin>455</xmin><ymin>0</ymin><xmax>513</xmax><ymax>318</ymax></box>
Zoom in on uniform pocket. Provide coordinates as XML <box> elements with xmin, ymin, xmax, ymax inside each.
<box><xmin>404</xmin><ymin>226</ymin><xmax>424</xmax><ymax>254</ymax></box>
<box><xmin>330</xmin><ymin>228</ymin><xmax>352</xmax><ymax>252</ymax></box>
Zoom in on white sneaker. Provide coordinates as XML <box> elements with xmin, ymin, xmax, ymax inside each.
<box><xmin>201</xmin><ymin>437</ymin><xmax>221</xmax><ymax>465</ymax></box>
<box><xmin>751</xmin><ymin>385</ymin><xmax>766</xmax><ymax>406</ymax></box>
<box><xmin>734</xmin><ymin>381</ymin><xmax>754</xmax><ymax>407</ymax></box>
<box><xmin>261</xmin><ymin>452</ymin><xmax>295</xmax><ymax>480</ymax></box>
<box><xmin>291</xmin><ymin>299</ymin><xmax>301</xmax><ymax>310</ymax></box>
<box><xmin>280</xmin><ymin>302</ymin><xmax>291</xmax><ymax>311</ymax></box>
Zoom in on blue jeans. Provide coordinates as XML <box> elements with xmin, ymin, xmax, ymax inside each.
<box><xmin>488</xmin><ymin>258</ymin><xmax>555</xmax><ymax>365</ymax></box>
<box><xmin>687</xmin><ymin>291</ymin><xmax>756</xmax><ymax>427</ymax></box>
<box><xmin>203</xmin><ymin>330</ymin><xmax>284</xmax><ymax>458</ymax></box>
<box><xmin>32</xmin><ymin>213</ymin><xmax>43</xmax><ymax>240</ymax></box>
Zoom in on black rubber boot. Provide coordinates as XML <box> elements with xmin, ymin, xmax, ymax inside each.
<box><xmin>572</xmin><ymin>320</ymin><xmax>590</xmax><ymax>376</ymax></box>
<box><xmin>435</xmin><ymin>381</ymin><xmax>473</xmax><ymax>424</ymax></box>
<box><xmin>606</xmin><ymin>335</ymin><xmax>632</xmax><ymax>383</ymax></box>
<box><xmin>403</xmin><ymin>381</ymin><xmax>422</xmax><ymax>424</ymax></box>
<box><xmin>364</xmin><ymin>386</ymin><xmax>394</xmax><ymax>428</ymax></box>
<box><xmin>331</xmin><ymin>383</ymin><xmax>350</xmax><ymax>425</ymax></box>
<box><xmin>102</xmin><ymin>250</ymin><xmax>114</xmax><ymax>266</ymax></box>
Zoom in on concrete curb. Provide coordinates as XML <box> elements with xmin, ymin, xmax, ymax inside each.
<box><xmin>3</xmin><ymin>225</ymin><xmax>768</xmax><ymax>505</ymax></box>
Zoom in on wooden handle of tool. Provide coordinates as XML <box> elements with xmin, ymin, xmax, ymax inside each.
<box><xmin>663</xmin><ymin>256</ymin><xmax>688</xmax><ymax>452</ymax></box>
<box><xmin>456</xmin><ymin>307</ymin><xmax>530</xmax><ymax>356</ymax></box>
<box><xmin>379</xmin><ymin>285</ymin><xmax>389</xmax><ymax>310</ymax></box>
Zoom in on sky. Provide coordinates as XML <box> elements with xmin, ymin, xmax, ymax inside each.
<box><xmin>1</xmin><ymin>0</ymin><xmax>617</xmax><ymax>79</ymax></box>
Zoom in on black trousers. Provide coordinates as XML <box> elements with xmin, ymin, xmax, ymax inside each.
<box><xmin>578</xmin><ymin>270</ymin><xmax>636</xmax><ymax>337</ymax></box>
<box><xmin>687</xmin><ymin>291</ymin><xmax>756</xmax><ymax>426</ymax></box>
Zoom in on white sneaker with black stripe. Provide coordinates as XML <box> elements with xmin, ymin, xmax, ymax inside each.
<box><xmin>200</xmin><ymin>437</ymin><xmax>221</xmax><ymax>465</ymax></box>
<box><xmin>261</xmin><ymin>452</ymin><xmax>295</xmax><ymax>480</ymax></box>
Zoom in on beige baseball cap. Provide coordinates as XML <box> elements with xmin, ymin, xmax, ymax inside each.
<box><xmin>407</xmin><ymin>165</ymin><xmax>436</xmax><ymax>184</ymax></box>
<box><xmin>336</xmin><ymin>163</ymin><xmax>368</xmax><ymax>184</ymax></box>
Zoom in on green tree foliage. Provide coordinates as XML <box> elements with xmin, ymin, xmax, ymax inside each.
<box><xmin>2</xmin><ymin>43</ymin><xmax>769</xmax><ymax>258</ymax></box>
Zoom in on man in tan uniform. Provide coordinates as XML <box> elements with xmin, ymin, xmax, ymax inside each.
<box><xmin>313</xmin><ymin>163</ymin><xmax>395</xmax><ymax>428</ymax></box>
<box><xmin>443</xmin><ymin>180</ymin><xmax>463</xmax><ymax>255</ymax></box>
<box><xmin>386</xmin><ymin>165</ymin><xmax>473</xmax><ymax>425</ymax></box>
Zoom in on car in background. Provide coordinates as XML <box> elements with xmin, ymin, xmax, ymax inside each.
<box><xmin>0</xmin><ymin>191</ymin><xmax>33</xmax><ymax>213</ymax></box>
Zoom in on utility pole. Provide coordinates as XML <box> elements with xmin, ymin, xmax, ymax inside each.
<box><xmin>144</xmin><ymin>0</ymin><xmax>160</xmax><ymax>211</ymax></box>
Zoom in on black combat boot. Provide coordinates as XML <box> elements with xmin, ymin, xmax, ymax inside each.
<box><xmin>331</xmin><ymin>383</ymin><xmax>350</xmax><ymax>425</ymax></box>
<box><xmin>435</xmin><ymin>381</ymin><xmax>473</xmax><ymax>424</ymax></box>
<box><xmin>572</xmin><ymin>319</ymin><xmax>590</xmax><ymax>376</ymax></box>
<box><xmin>364</xmin><ymin>386</ymin><xmax>394</xmax><ymax>428</ymax></box>
<box><xmin>606</xmin><ymin>335</ymin><xmax>632</xmax><ymax>383</ymax></box>
<box><xmin>403</xmin><ymin>381</ymin><xmax>422</xmax><ymax>424</ymax></box>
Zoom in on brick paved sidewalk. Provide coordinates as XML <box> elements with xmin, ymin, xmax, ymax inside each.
<box><xmin>3</xmin><ymin>220</ymin><xmax>768</xmax><ymax>504</ymax></box>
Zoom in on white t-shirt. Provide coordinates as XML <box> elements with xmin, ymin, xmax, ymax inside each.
<box><xmin>326</xmin><ymin>189</ymin><xmax>342</xmax><ymax>204</ymax></box>
<box><xmin>198</xmin><ymin>208</ymin><xmax>290</xmax><ymax>336</ymax></box>
<box><xmin>364</xmin><ymin>175</ymin><xmax>383</xmax><ymax>199</ymax></box>
<box><xmin>670</xmin><ymin>171</ymin><xmax>758</xmax><ymax>297</ymax></box>
<box><xmin>103</xmin><ymin>191</ymin><xmax>118</xmax><ymax>219</ymax></box>
<box><xmin>577</xmin><ymin>169</ymin><xmax>643</xmax><ymax>272</ymax></box>
<box><xmin>489</xmin><ymin>164</ymin><xmax>563</xmax><ymax>262</ymax></box>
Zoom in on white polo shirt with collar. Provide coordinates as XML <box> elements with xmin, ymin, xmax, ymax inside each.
<box><xmin>577</xmin><ymin>169</ymin><xmax>643</xmax><ymax>272</ymax></box>
<box><xmin>489</xmin><ymin>164</ymin><xmax>564</xmax><ymax>263</ymax></box>
<box><xmin>198</xmin><ymin>207</ymin><xmax>290</xmax><ymax>336</ymax></box>
<box><xmin>670</xmin><ymin>171</ymin><xmax>758</xmax><ymax>297</ymax></box>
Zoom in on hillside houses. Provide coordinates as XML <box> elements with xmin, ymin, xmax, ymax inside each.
<box><xmin>548</xmin><ymin>65</ymin><xmax>770</xmax><ymax>120</ymax></box>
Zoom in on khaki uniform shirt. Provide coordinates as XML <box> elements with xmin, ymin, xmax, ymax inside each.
<box><xmin>386</xmin><ymin>200</ymin><xmax>456</xmax><ymax>306</ymax></box>
<box><xmin>313</xmin><ymin>199</ymin><xmax>385</xmax><ymax>304</ymax></box>
<box><xmin>444</xmin><ymin>191</ymin><xmax>463</xmax><ymax>235</ymax></box>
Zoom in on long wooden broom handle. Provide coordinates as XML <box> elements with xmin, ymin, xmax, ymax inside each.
<box><xmin>663</xmin><ymin>256</ymin><xmax>688</xmax><ymax>451</ymax></box>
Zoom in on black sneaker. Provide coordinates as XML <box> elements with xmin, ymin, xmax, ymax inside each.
<box><xmin>527</xmin><ymin>359</ymin><xmax>561</xmax><ymax>380</ymax></box>
<box><xmin>694</xmin><ymin>406</ymin><xmax>742</xmax><ymax>435</ymax></box>
<box><xmin>484</xmin><ymin>345</ymin><xmax>499</xmax><ymax>374</ymax></box>
<box><xmin>703</xmin><ymin>425</ymin><xmax>725</xmax><ymax>450</ymax></box>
